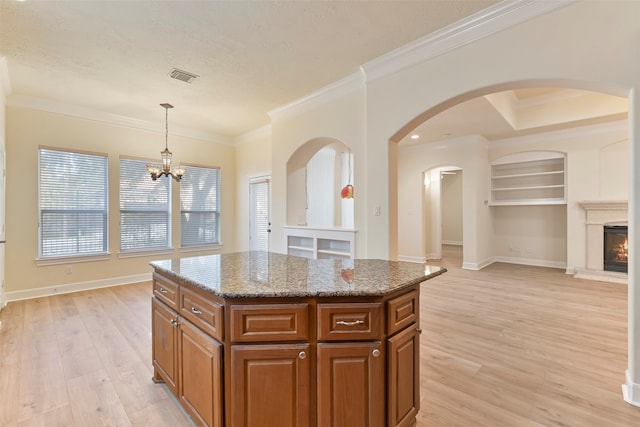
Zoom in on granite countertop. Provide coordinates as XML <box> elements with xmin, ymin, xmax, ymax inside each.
<box><xmin>150</xmin><ymin>251</ymin><xmax>446</xmax><ymax>299</ymax></box>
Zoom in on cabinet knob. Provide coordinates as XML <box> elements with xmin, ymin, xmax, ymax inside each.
<box><xmin>191</xmin><ymin>307</ymin><xmax>202</xmax><ymax>315</ymax></box>
<box><xmin>372</xmin><ymin>349</ymin><xmax>380</xmax><ymax>357</ymax></box>
<box><xmin>298</xmin><ymin>351</ymin><xmax>307</xmax><ymax>360</ymax></box>
<box><xmin>416</xmin><ymin>328</ymin><xmax>423</xmax><ymax>334</ymax></box>
<box><xmin>170</xmin><ymin>318</ymin><xmax>178</xmax><ymax>328</ymax></box>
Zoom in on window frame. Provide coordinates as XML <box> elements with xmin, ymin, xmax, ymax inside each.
<box><xmin>37</xmin><ymin>146</ymin><xmax>109</xmax><ymax>264</ymax></box>
<box><xmin>119</xmin><ymin>156</ymin><xmax>173</xmax><ymax>255</ymax></box>
<box><xmin>179</xmin><ymin>162</ymin><xmax>221</xmax><ymax>250</ymax></box>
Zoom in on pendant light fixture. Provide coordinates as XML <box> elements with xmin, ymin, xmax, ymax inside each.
<box><xmin>147</xmin><ymin>103</ymin><xmax>185</xmax><ymax>181</ymax></box>
<box><xmin>341</xmin><ymin>149</ymin><xmax>354</xmax><ymax>199</ymax></box>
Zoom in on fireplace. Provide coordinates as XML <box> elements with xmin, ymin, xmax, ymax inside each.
<box><xmin>604</xmin><ymin>225</ymin><xmax>628</xmax><ymax>273</ymax></box>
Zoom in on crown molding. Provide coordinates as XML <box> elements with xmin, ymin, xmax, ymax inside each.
<box><xmin>268</xmin><ymin>70</ymin><xmax>365</xmax><ymax>122</ymax></box>
<box><xmin>6</xmin><ymin>94</ymin><xmax>235</xmax><ymax>145</ymax></box>
<box><xmin>234</xmin><ymin>124</ymin><xmax>272</xmax><ymax>146</ymax></box>
<box><xmin>0</xmin><ymin>57</ymin><xmax>11</xmax><ymax>98</ymax></box>
<box><xmin>490</xmin><ymin>119</ymin><xmax>628</xmax><ymax>148</ymax></box>
<box><xmin>362</xmin><ymin>0</ymin><xmax>577</xmax><ymax>82</ymax></box>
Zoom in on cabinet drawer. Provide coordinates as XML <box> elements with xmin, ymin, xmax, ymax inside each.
<box><xmin>387</xmin><ymin>290</ymin><xmax>418</xmax><ymax>335</ymax></box>
<box><xmin>179</xmin><ymin>286</ymin><xmax>224</xmax><ymax>341</ymax></box>
<box><xmin>317</xmin><ymin>303</ymin><xmax>382</xmax><ymax>341</ymax></box>
<box><xmin>230</xmin><ymin>304</ymin><xmax>309</xmax><ymax>342</ymax></box>
<box><xmin>153</xmin><ymin>272</ymin><xmax>179</xmax><ymax>310</ymax></box>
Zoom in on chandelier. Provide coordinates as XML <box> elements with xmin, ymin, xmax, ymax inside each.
<box><xmin>147</xmin><ymin>103</ymin><xmax>185</xmax><ymax>181</ymax></box>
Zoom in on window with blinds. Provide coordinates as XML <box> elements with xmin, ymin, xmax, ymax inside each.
<box><xmin>38</xmin><ymin>148</ymin><xmax>108</xmax><ymax>258</ymax></box>
<box><xmin>180</xmin><ymin>165</ymin><xmax>220</xmax><ymax>247</ymax></box>
<box><xmin>120</xmin><ymin>158</ymin><xmax>171</xmax><ymax>251</ymax></box>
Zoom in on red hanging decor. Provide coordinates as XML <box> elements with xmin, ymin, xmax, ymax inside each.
<box><xmin>341</xmin><ymin>149</ymin><xmax>354</xmax><ymax>199</ymax></box>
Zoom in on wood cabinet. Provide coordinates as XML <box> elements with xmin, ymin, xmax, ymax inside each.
<box><xmin>179</xmin><ymin>319</ymin><xmax>223</xmax><ymax>427</ymax></box>
<box><xmin>151</xmin><ymin>269</ymin><xmax>424</xmax><ymax>427</ymax></box>
<box><xmin>152</xmin><ymin>291</ymin><xmax>222</xmax><ymax>427</ymax></box>
<box><xmin>230</xmin><ymin>343</ymin><xmax>311</xmax><ymax>427</ymax></box>
<box><xmin>152</xmin><ymin>297</ymin><xmax>178</xmax><ymax>394</ymax></box>
<box><xmin>317</xmin><ymin>342</ymin><xmax>384</xmax><ymax>427</ymax></box>
<box><xmin>388</xmin><ymin>326</ymin><xmax>420</xmax><ymax>427</ymax></box>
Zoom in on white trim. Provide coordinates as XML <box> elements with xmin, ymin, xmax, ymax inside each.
<box><xmin>361</xmin><ymin>0</ymin><xmax>576</xmax><ymax>82</ymax></box>
<box><xmin>574</xmin><ymin>268</ymin><xmax>627</xmax><ymax>285</ymax></box>
<box><xmin>6</xmin><ymin>94</ymin><xmax>234</xmax><ymax>145</ymax></box>
<box><xmin>462</xmin><ymin>257</ymin><xmax>495</xmax><ymax>271</ymax></box>
<box><xmin>442</xmin><ymin>240</ymin><xmax>463</xmax><ymax>246</ymax></box>
<box><xmin>35</xmin><ymin>253</ymin><xmax>111</xmax><ymax>266</ymax></box>
<box><xmin>117</xmin><ymin>248</ymin><xmax>175</xmax><ymax>259</ymax></box>
<box><xmin>235</xmin><ymin>125</ymin><xmax>272</xmax><ymax>146</ymax></box>
<box><xmin>0</xmin><ymin>57</ymin><xmax>11</xmax><ymax>97</ymax></box>
<box><xmin>5</xmin><ymin>273</ymin><xmax>152</xmax><ymax>302</ymax></box>
<box><xmin>623</xmin><ymin>370</ymin><xmax>640</xmax><ymax>407</ymax></box>
<box><xmin>268</xmin><ymin>71</ymin><xmax>365</xmax><ymax>121</ymax></box>
<box><xmin>398</xmin><ymin>255</ymin><xmax>426</xmax><ymax>264</ymax></box>
<box><xmin>493</xmin><ymin>256</ymin><xmax>566</xmax><ymax>270</ymax></box>
<box><xmin>490</xmin><ymin>120</ymin><xmax>628</xmax><ymax>148</ymax></box>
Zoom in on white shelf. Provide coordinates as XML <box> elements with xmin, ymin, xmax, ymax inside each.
<box><xmin>489</xmin><ymin>151</ymin><xmax>566</xmax><ymax>206</ymax></box>
<box><xmin>284</xmin><ymin>227</ymin><xmax>355</xmax><ymax>259</ymax></box>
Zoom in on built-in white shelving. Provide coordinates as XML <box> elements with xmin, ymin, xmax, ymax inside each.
<box><xmin>284</xmin><ymin>226</ymin><xmax>356</xmax><ymax>259</ymax></box>
<box><xmin>489</xmin><ymin>151</ymin><xmax>567</xmax><ymax>206</ymax></box>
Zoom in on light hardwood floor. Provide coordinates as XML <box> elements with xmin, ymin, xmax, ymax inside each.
<box><xmin>0</xmin><ymin>246</ymin><xmax>639</xmax><ymax>426</ymax></box>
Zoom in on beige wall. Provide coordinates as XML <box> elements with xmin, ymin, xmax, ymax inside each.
<box><xmin>5</xmin><ymin>107</ymin><xmax>236</xmax><ymax>294</ymax></box>
<box><xmin>441</xmin><ymin>171</ymin><xmax>463</xmax><ymax>245</ymax></box>
<box><xmin>234</xmin><ymin>130</ymin><xmax>272</xmax><ymax>252</ymax></box>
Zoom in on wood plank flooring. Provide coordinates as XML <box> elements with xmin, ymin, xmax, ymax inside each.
<box><xmin>0</xmin><ymin>246</ymin><xmax>638</xmax><ymax>426</ymax></box>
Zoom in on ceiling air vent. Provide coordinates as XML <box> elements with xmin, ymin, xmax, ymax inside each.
<box><xmin>169</xmin><ymin>68</ymin><xmax>199</xmax><ymax>84</ymax></box>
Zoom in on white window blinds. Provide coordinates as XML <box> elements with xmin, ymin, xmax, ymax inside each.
<box><xmin>39</xmin><ymin>148</ymin><xmax>108</xmax><ymax>258</ymax></box>
<box><xmin>120</xmin><ymin>158</ymin><xmax>171</xmax><ymax>251</ymax></box>
<box><xmin>180</xmin><ymin>165</ymin><xmax>220</xmax><ymax>247</ymax></box>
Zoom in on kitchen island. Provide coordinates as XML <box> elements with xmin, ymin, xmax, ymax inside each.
<box><xmin>150</xmin><ymin>251</ymin><xmax>445</xmax><ymax>427</ymax></box>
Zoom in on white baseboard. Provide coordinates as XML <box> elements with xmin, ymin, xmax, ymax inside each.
<box><xmin>398</xmin><ymin>255</ymin><xmax>427</xmax><ymax>263</ymax></box>
<box><xmin>424</xmin><ymin>253</ymin><xmax>439</xmax><ymax>261</ymax></box>
<box><xmin>442</xmin><ymin>240</ymin><xmax>463</xmax><ymax>246</ymax></box>
<box><xmin>492</xmin><ymin>256</ymin><xmax>566</xmax><ymax>270</ymax></box>
<box><xmin>623</xmin><ymin>370</ymin><xmax>640</xmax><ymax>407</ymax></box>
<box><xmin>6</xmin><ymin>273</ymin><xmax>152</xmax><ymax>302</ymax></box>
<box><xmin>462</xmin><ymin>257</ymin><xmax>495</xmax><ymax>271</ymax></box>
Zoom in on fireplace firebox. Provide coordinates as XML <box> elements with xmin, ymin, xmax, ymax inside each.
<box><xmin>604</xmin><ymin>225</ymin><xmax>628</xmax><ymax>273</ymax></box>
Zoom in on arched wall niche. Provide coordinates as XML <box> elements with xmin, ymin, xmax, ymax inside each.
<box><xmin>388</xmin><ymin>78</ymin><xmax>629</xmax><ymax>269</ymax></box>
<box><xmin>286</xmin><ymin>137</ymin><xmax>354</xmax><ymax>228</ymax></box>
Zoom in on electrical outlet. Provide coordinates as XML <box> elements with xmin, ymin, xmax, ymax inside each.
<box><xmin>374</xmin><ymin>205</ymin><xmax>381</xmax><ymax>216</ymax></box>
<box><xmin>65</xmin><ymin>265</ymin><xmax>73</xmax><ymax>274</ymax></box>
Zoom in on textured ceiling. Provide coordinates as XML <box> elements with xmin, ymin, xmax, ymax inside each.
<box><xmin>0</xmin><ymin>0</ymin><xmax>499</xmax><ymax>139</ymax></box>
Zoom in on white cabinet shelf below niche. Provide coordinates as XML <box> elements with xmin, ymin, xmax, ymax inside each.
<box><xmin>489</xmin><ymin>151</ymin><xmax>567</xmax><ymax>206</ymax></box>
<box><xmin>284</xmin><ymin>226</ymin><xmax>356</xmax><ymax>260</ymax></box>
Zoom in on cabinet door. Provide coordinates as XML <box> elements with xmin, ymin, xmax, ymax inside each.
<box><xmin>388</xmin><ymin>326</ymin><xmax>420</xmax><ymax>427</ymax></box>
<box><xmin>317</xmin><ymin>342</ymin><xmax>384</xmax><ymax>427</ymax></box>
<box><xmin>230</xmin><ymin>343</ymin><xmax>310</xmax><ymax>427</ymax></box>
<box><xmin>152</xmin><ymin>297</ymin><xmax>178</xmax><ymax>394</ymax></box>
<box><xmin>179</xmin><ymin>319</ymin><xmax>223</xmax><ymax>427</ymax></box>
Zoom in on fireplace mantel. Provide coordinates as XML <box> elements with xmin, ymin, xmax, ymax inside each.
<box><xmin>575</xmin><ymin>200</ymin><xmax>628</xmax><ymax>283</ymax></box>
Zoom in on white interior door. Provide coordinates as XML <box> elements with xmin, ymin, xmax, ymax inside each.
<box><xmin>249</xmin><ymin>177</ymin><xmax>270</xmax><ymax>252</ymax></box>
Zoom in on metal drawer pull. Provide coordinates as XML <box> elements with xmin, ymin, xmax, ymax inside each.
<box><xmin>299</xmin><ymin>351</ymin><xmax>307</xmax><ymax>360</ymax></box>
<box><xmin>372</xmin><ymin>349</ymin><xmax>380</xmax><ymax>357</ymax></box>
<box><xmin>336</xmin><ymin>320</ymin><xmax>365</xmax><ymax>326</ymax></box>
<box><xmin>191</xmin><ymin>307</ymin><xmax>202</xmax><ymax>315</ymax></box>
<box><xmin>170</xmin><ymin>318</ymin><xmax>178</xmax><ymax>327</ymax></box>
<box><xmin>158</xmin><ymin>288</ymin><xmax>168</xmax><ymax>294</ymax></box>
